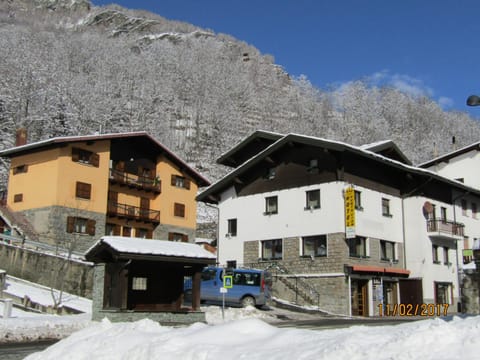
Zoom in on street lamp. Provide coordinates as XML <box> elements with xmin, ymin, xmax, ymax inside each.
<box><xmin>467</xmin><ymin>95</ymin><xmax>480</xmax><ymax>106</ymax></box>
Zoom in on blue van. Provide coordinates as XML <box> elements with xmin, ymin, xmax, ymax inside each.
<box><xmin>185</xmin><ymin>267</ymin><xmax>271</xmax><ymax>308</ymax></box>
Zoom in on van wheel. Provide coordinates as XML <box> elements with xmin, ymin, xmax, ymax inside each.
<box><xmin>241</xmin><ymin>296</ymin><xmax>256</xmax><ymax>307</ymax></box>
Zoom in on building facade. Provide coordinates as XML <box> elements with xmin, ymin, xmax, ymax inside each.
<box><xmin>0</xmin><ymin>131</ymin><xmax>210</xmax><ymax>252</ymax></box>
<box><xmin>198</xmin><ymin>131</ymin><xmax>480</xmax><ymax>316</ymax></box>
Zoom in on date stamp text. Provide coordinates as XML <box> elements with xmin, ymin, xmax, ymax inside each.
<box><xmin>378</xmin><ymin>303</ymin><xmax>449</xmax><ymax>316</ymax></box>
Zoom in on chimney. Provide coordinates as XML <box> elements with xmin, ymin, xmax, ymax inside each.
<box><xmin>15</xmin><ymin>128</ymin><xmax>27</xmax><ymax>146</ymax></box>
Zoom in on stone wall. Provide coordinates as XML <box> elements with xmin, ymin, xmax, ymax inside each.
<box><xmin>462</xmin><ymin>269</ymin><xmax>480</xmax><ymax>314</ymax></box>
<box><xmin>0</xmin><ymin>242</ymin><xmax>93</xmax><ymax>298</ymax></box>
<box><xmin>154</xmin><ymin>223</ymin><xmax>196</xmax><ymax>243</ymax></box>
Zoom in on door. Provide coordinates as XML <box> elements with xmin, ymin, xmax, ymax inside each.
<box><xmin>140</xmin><ymin>197</ymin><xmax>150</xmax><ymax>220</ymax></box>
<box><xmin>351</xmin><ymin>279</ymin><xmax>369</xmax><ymax>316</ymax></box>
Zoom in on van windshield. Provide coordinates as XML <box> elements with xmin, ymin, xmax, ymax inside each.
<box><xmin>233</xmin><ymin>272</ymin><xmax>260</xmax><ymax>286</ymax></box>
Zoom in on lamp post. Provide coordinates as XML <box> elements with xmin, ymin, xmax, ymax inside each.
<box><xmin>467</xmin><ymin>95</ymin><xmax>480</xmax><ymax>106</ymax></box>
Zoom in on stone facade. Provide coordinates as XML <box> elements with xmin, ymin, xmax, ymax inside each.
<box><xmin>243</xmin><ymin>232</ymin><xmax>406</xmax><ymax>315</ymax></box>
<box><xmin>21</xmin><ymin>205</ymin><xmax>106</xmax><ymax>253</ymax></box>
<box><xmin>0</xmin><ymin>242</ymin><xmax>93</xmax><ymax>298</ymax></box>
<box><xmin>154</xmin><ymin>223</ymin><xmax>196</xmax><ymax>243</ymax></box>
<box><xmin>91</xmin><ymin>264</ymin><xmax>206</xmax><ymax>324</ymax></box>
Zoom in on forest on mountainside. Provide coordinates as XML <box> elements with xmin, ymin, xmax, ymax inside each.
<box><xmin>1</xmin><ymin>0</ymin><xmax>480</xmax><ymax>192</ymax></box>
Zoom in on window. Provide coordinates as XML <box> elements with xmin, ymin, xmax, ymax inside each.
<box><xmin>171</xmin><ymin>175</ymin><xmax>190</xmax><ymax>190</ymax></box>
<box><xmin>348</xmin><ymin>236</ymin><xmax>367</xmax><ymax>257</ymax></box>
<box><xmin>432</xmin><ymin>245</ymin><xmax>440</xmax><ymax>264</ymax></box>
<box><xmin>441</xmin><ymin>207</ymin><xmax>447</xmax><ymax>222</ymax></box>
<box><xmin>174</xmin><ymin>203</ymin><xmax>185</xmax><ymax>217</ymax></box>
<box><xmin>472</xmin><ymin>203</ymin><xmax>478</xmax><ymax>219</ymax></box>
<box><xmin>72</xmin><ymin>147</ymin><xmax>99</xmax><ymax>167</ymax></box>
<box><xmin>131</xmin><ymin>277</ymin><xmax>147</xmax><ymax>291</ymax></box>
<box><xmin>13</xmin><ymin>165</ymin><xmax>28</xmax><ymax>174</ymax></box>
<box><xmin>435</xmin><ymin>282</ymin><xmax>451</xmax><ymax>304</ymax></box>
<box><xmin>66</xmin><ymin>216</ymin><xmax>96</xmax><ymax>235</ymax></box>
<box><xmin>307</xmin><ymin>159</ymin><xmax>319</xmax><ymax>173</ymax></box>
<box><xmin>136</xmin><ymin>228</ymin><xmax>152</xmax><ymax>239</ymax></box>
<box><xmin>13</xmin><ymin>193</ymin><xmax>23</xmax><ymax>203</ymax></box>
<box><xmin>169</xmin><ymin>232</ymin><xmax>188</xmax><ymax>242</ymax></box>
<box><xmin>461</xmin><ymin>199</ymin><xmax>468</xmax><ymax>216</ymax></box>
<box><xmin>305</xmin><ymin>190</ymin><xmax>320</xmax><ymax>210</ymax></box>
<box><xmin>443</xmin><ymin>247</ymin><xmax>450</xmax><ymax>265</ymax></box>
<box><xmin>227</xmin><ymin>218</ymin><xmax>237</xmax><ymax>236</ymax></box>
<box><xmin>265</xmin><ymin>196</ymin><xmax>278</xmax><ymax>215</ymax></box>
<box><xmin>380</xmin><ymin>240</ymin><xmax>396</xmax><ymax>261</ymax></box>
<box><xmin>302</xmin><ymin>235</ymin><xmax>327</xmax><ymax>257</ymax></box>
<box><xmin>382</xmin><ymin>198</ymin><xmax>391</xmax><ymax>217</ymax></box>
<box><xmin>265</xmin><ymin>167</ymin><xmax>276</xmax><ymax>180</ymax></box>
<box><xmin>105</xmin><ymin>223</ymin><xmax>121</xmax><ymax>236</ymax></box>
<box><xmin>75</xmin><ymin>182</ymin><xmax>91</xmax><ymax>199</ymax></box>
<box><xmin>354</xmin><ymin>190</ymin><xmax>362</xmax><ymax>210</ymax></box>
<box><xmin>261</xmin><ymin>239</ymin><xmax>282</xmax><ymax>260</ymax></box>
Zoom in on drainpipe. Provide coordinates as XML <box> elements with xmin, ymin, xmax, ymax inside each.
<box><xmin>205</xmin><ymin>202</ymin><xmax>220</xmax><ymax>266</ymax></box>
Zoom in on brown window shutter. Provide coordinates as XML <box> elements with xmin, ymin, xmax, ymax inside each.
<box><xmin>90</xmin><ymin>153</ymin><xmax>100</xmax><ymax>167</ymax></box>
<box><xmin>171</xmin><ymin>175</ymin><xmax>177</xmax><ymax>186</ymax></box>
<box><xmin>182</xmin><ymin>234</ymin><xmax>188</xmax><ymax>242</ymax></box>
<box><xmin>147</xmin><ymin>229</ymin><xmax>153</xmax><ymax>239</ymax></box>
<box><xmin>66</xmin><ymin>216</ymin><xmax>75</xmax><ymax>233</ymax></box>
<box><xmin>13</xmin><ymin>193</ymin><xmax>23</xmax><ymax>202</ymax></box>
<box><xmin>72</xmin><ymin>148</ymin><xmax>80</xmax><ymax>162</ymax></box>
<box><xmin>168</xmin><ymin>232</ymin><xmax>174</xmax><ymax>241</ymax></box>
<box><xmin>184</xmin><ymin>179</ymin><xmax>191</xmax><ymax>190</ymax></box>
<box><xmin>87</xmin><ymin>219</ymin><xmax>96</xmax><ymax>236</ymax></box>
<box><xmin>174</xmin><ymin>203</ymin><xmax>185</xmax><ymax>217</ymax></box>
<box><xmin>76</xmin><ymin>182</ymin><xmax>91</xmax><ymax>199</ymax></box>
<box><xmin>114</xmin><ymin>224</ymin><xmax>121</xmax><ymax>236</ymax></box>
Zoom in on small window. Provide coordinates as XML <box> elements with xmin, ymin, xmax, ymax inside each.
<box><xmin>13</xmin><ymin>165</ymin><xmax>28</xmax><ymax>175</ymax></box>
<box><xmin>382</xmin><ymin>198</ymin><xmax>391</xmax><ymax>217</ymax></box>
<box><xmin>66</xmin><ymin>216</ymin><xmax>96</xmax><ymax>235</ymax></box>
<box><xmin>171</xmin><ymin>175</ymin><xmax>190</xmax><ymax>190</ymax></box>
<box><xmin>302</xmin><ymin>235</ymin><xmax>327</xmax><ymax>257</ymax></box>
<box><xmin>261</xmin><ymin>239</ymin><xmax>282</xmax><ymax>260</ymax></box>
<box><xmin>435</xmin><ymin>282</ymin><xmax>452</xmax><ymax>304</ymax></box>
<box><xmin>265</xmin><ymin>167</ymin><xmax>276</xmax><ymax>180</ymax></box>
<box><xmin>472</xmin><ymin>203</ymin><xmax>478</xmax><ymax>219</ymax></box>
<box><xmin>13</xmin><ymin>193</ymin><xmax>23</xmax><ymax>203</ymax></box>
<box><xmin>174</xmin><ymin>203</ymin><xmax>185</xmax><ymax>217</ymax></box>
<box><xmin>308</xmin><ymin>159</ymin><xmax>319</xmax><ymax>173</ymax></box>
<box><xmin>75</xmin><ymin>182</ymin><xmax>91</xmax><ymax>200</ymax></box>
<box><xmin>432</xmin><ymin>245</ymin><xmax>440</xmax><ymax>264</ymax></box>
<box><xmin>132</xmin><ymin>277</ymin><xmax>147</xmax><ymax>291</ymax></box>
<box><xmin>305</xmin><ymin>190</ymin><xmax>320</xmax><ymax>210</ymax></box>
<box><xmin>72</xmin><ymin>147</ymin><xmax>99</xmax><ymax>167</ymax></box>
<box><xmin>265</xmin><ymin>196</ymin><xmax>278</xmax><ymax>215</ymax></box>
<box><xmin>443</xmin><ymin>247</ymin><xmax>450</xmax><ymax>265</ymax></box>
<box><xmin>227</xmin><ymin>218</ymin><xmax>237</xmax><ymax>236</ymax></box>
<box><xmin>348</xmin><ymin>236</ymin><xmax>367</xmax><ymax>257</ymax></box>
<box><xmin>441</xmin><ymin>207</ymin><xmax>447</xmax><ymax>222</ymax></box>
<box><xmin>461</xmin><ymin>199</ymin><xmax>468</xmax><ymax>216</ymax></box>
<box><xmin>354</xmin><ymin>190</ymin><xmax>362</xmax><ymax>210</ymax></box>
<box><xmin>380</xmin><ymin>240</ymin><xmax>396</xmax><ymax>261</ymax></box>
<box><xmin>169</xmin><ymin>232</ymin><xmax>188</xmax><ymax>242</ymax></box>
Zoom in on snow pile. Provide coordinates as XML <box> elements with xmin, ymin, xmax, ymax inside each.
<box><xmin>25</xmin><ymin>316</ymin><xmax>480</xmax><ymax>360</ymax></box>
<box><xmin>0</xmin><ymin>313</ymin><xmax>91</xmax><ymax>344</ymax></box>
<box><xmin>204</xmin><ymin>305</ymin><xmax>276</xmax><ymax>324</ymax></box>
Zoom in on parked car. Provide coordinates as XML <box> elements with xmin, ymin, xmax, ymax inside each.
<box><xmin>184</xmin><ymin>267</ymin><xmax>271</xmax><ymax>308</ymax></box>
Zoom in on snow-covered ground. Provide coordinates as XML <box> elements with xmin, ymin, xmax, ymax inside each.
<box><xmin>20</xmin><ymin>314</ymin><xmax>480</xmax><ymax>360</ymax></box>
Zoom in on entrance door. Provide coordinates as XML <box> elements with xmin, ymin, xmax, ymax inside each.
<box><xmin>399</xmin><ymin>279</ymin><xmax>423</xmax><ymax>305</ymax></box>
<box><xmin>351</xmin><ymin>279</ymin><xmax>369</xmax><ymax>316</ymax></box>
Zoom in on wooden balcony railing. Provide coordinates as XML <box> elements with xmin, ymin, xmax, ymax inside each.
<box><xmin>426</xmin><ymin>218</ymin><xmax>465</xmax><ymax>238</ymax></box>
<box><xmin>107</xmin><ymin>201</ymin><xmax>160</xmax><ymax>224</ymax></box>
<box><xmin>109</xmin><ymin>168</ymin><xmax>161</xmax><ymax>193</ymax></box>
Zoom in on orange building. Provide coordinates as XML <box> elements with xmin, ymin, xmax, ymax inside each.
<box><xmin>0</xmin><ymin>131</ymin><xmax>210</xmax><ymax>252</ymax></box>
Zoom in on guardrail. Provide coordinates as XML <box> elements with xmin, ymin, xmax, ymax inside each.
<box><xmin>0</xmin><ymin>233</ymin><xmax>84</xmax><ymax>258</ymax></box>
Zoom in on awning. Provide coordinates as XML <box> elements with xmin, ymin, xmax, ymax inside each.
<box><xmin>349</xmin><ymin>265</ymin><xmax>410</xmax><ymax>277</ymax></box>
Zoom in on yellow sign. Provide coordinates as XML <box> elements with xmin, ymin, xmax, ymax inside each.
<box><xmin>223</xmin><ymin>275</ymin><xmax>233</xmax><ymax>289</ymax></box>
<box><xmin>345</xmin><ymin>187</ymin><xmax>356</xmax><ymax>238</ymax></box>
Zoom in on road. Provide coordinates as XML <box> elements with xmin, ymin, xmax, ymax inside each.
<box><xmin>0</xmin><ymin>341</ymin><xmax>57</xmax><ymax>360</ymax></box>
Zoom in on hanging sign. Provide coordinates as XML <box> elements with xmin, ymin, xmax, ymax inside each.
<box><xmin>345</xmin><ymin>186</ymin><xmax>356</xmax><ymax>239</ymax></box>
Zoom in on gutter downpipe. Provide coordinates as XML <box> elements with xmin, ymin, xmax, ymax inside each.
<box><xmin>205</xmin><ymin>202</ymin><xmax>220</xmax><ymax>266</ymax></box>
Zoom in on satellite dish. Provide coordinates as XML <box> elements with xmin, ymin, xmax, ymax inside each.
<box><xmin>423</xmin><ymin>201</ymin><xmax>433</xmax><ymax>219</ymax></box>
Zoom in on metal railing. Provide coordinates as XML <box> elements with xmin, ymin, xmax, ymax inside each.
<box><xmin>426</xmin><ymin>218</ymin><xmax>465</xmax><ymax>237</ymax></box>
<box><xmin>107</xmin><ymin>201</ymin><xmax>160</xmax><ymax>223</ymax></box>
<box><xmin>109</xmin><ymin>168</ymin><xmax>161</xmax><ymax>193</ymax></box>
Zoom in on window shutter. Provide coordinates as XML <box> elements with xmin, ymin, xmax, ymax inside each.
<box><xmin>171</xmin><ymin>175</ymin><xmax>176</xmax><ymax>186</ymax></box>
<box><xmin>174</xmin><ymin>203</ymin><xmax>185</xmax><ymax>217</ymax></box>
<box><xmin>76</xmin><ymin>182</ymin><xmax>91</xmax><ymax>199</ymax></box>
<box><xmin>113</xmin><ymin>224</ymin><xmax>121</xmax><ymax>236</ymax></box>
<box><xmin>184</xmin><ymin>179</ymin><xmax>191</xmax><ymax>190</ymax></box>
<box><xmin>182</xmin><ymin>234</ymin><xmax>188</xmax><ymax>242</ymax></box>
<box><xmin>90</xmin><ymin>153</ymin><xmax>100</xmax><ymax>167</ymax></box>
<box><xmin>72</xmin><ymin>148</ymin><xmax>80</xmax><ymax>162</ymax></box>
<box><xmin>168</xmin><ymin>232</ymin><xmax>174</xmax><ymax>241</ymax></box>
<box><xmin>13</xmin><ymin>193</ymin><xmax>23</xmax><ymax>203</ymax></box>
<box><xmin>66</xmin><ymin>216</ymin><xmax>75</xmax><ymax>233</ymax></box>
<box><xmin>87</xmin><ymin>219</ymin><xmax>96</xmax><ymax>236</ymax></box>
<box><xmin>147</xmin><ymin>229</ymin><xmax>153</xmax><ymax>239</ymax></box>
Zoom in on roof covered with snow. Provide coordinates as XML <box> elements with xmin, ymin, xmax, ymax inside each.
<box><xmin>85</xmin><ymin>236</ymin><xmax>216</xmax><ymax>264</ymax></box>
<box><xmin>419</xmin><ymin>141</ymin><xmax>480</xmax><ymax>168</ymax></box>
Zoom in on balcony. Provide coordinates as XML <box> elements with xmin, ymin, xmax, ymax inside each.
<box><xmin>109</xmin><ymin>168</ymin><xmax>161</xmax><ymax>193</ymax></box>
<box><xmin>426</xmin><ymin>218</ymin><xmax>465</xmax><ymax>241</ymax></box>
<box><xmin>107</xmin><ymin>201</ymin><xmax>160</xmax><ymax>224</ymax></box>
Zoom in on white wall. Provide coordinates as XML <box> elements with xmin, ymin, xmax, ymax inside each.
<box><xmin>426</xmin><ymin>150</ymin><xmax>480</xmax><ymax>189</ymax></box>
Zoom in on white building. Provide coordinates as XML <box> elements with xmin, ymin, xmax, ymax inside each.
<box><xmin>198</xmin><ymin>131</ymin><xmax>480</xmax><ymax>316</ymax></box>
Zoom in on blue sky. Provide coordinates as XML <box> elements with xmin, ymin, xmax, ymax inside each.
<box><xmin>92</xmin><ymin>0</ymin><xmax>480</xmax><ymax>118</ymax></box>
